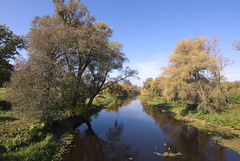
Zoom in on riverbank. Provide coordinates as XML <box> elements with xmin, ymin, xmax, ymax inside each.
<box><xmin>0</xmin><ymin>89</ymin><xmax>118</xmax><ymax>160</ymax></box>
<box><xmin>0</xmin><ymin>88</ymin><xmax>72</xmax><ymax>160</ymax></box>
<box><xmin>138</xmin><ymin>95</ymin><xmax>240</xmax><ymax>154</ymax></box>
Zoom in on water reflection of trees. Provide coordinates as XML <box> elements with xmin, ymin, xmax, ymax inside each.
<box><xmin>105</xmin><ymin>97</ymin><xmax>137</xmax><ymax>113</ymax></box>
<box><xmin>66</xmin><ymin>120</ymin><xmax>138</xmax><ymax>161</ymax></box>
<box><xmin>141</xmin><ymin>100</ymin><xmax>227</xmax><ymax>161</ymax></box>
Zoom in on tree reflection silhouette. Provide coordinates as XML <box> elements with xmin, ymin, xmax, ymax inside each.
<box><xmin>106</xmin><ymin>97</ymin><xmax>136</xmax><ymax>113</ymax></box>
<box><xmin>141</xmin><ymin>100</ymin><xmax>228</xmax><ymax>161</ymax></box>
<box><xmin>66</xmin><ymin>120</ymin><xmax>138</xmax><ymax>161</ymax></box>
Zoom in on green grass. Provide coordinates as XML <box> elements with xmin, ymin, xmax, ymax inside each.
<box><xmin>187</xmin><ymin>106</ymin><xmax>240</xmax><ymax>130</ymax></box>
<box><xmin>93</xmin><ymin>92</ymin><xmax>117</xmax><ymax>108</ymax></box>
<box><xmin>0</xmin><ymin>88</ymin><xmax>6</xmax><ymax>100</ymax></box>
<box><xmin>0</xmin><ymin>134</ymin><xmax>56</xmax><ymax>161</ymax></box>
<box><xmin>0</xmin><ymin>89</ymin><xmax>57</xmax><ymax>161</ymax></box>
<box><xmin>0</xmin><ymin>89</ymin><xmax>126</xmax><ymax>160</ymax></box>
<box><xmin>138</xmin><ymin>95</ymin><xmax>188</xmax><ymax>118</ymax></box>
<box><xmin>0</xmin><ymin>114</ymin><xmax>56</xmax><ymax>161</ymax></box>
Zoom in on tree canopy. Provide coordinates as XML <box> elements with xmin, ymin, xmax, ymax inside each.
<box><xmin>7</xmin><ymin>0</ymin><xmax>137</xmax><ymax>120</ymax></box>
<box><xmin>0</xmin><ymin>24</ymin><xmax>25</xmax><ymax>87</ymax></box>
<box><xmin>233</xmin><ymin>40</ymin><xmax>240</xmax><ymax>51</ymax></box>
<box><xmin>141</xmin><ymin>36</ymin><xmax>229</xmax><ymax>113</ymax></box>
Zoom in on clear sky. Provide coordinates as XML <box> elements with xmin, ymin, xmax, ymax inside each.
<box><xmin>1</xmin><ymin>0</ymin><xmax>239</xmax><ymax>86</ymax></box>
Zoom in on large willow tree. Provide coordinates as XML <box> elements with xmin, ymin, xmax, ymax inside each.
<box><xmin>7</xmin><ymin>0</ymin><xmax>137</xmax><ymax>120</ymax></box>
<box><xmin>159</xmin><ymin>36</ymin><xmax>228</xmax><ymax>112</ymax></box>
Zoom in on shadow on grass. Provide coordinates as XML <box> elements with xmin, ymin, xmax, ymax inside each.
<box><xmin>180</xmin><ymin>104</ymin><xmax>198</xmax><ymax>116</ymax></box>
<box><xmin>0</xmin><ymin>101</ymin><xmax>12</xmax><ymax>111</ymax></box>
<box><xmin>150</xmin><ymin>103</ymin><xmax>176</xmax><ymax>116</ymax></box>
<box><xmin>152</xmin><ymin>103</ymin><xmax>172</xmax><ymax>111</ymax></box>
<box><xmin>150</xmin><ymin>101</ymin><xmax>198</xmax><ymax>117</ymax></box>
<box><xmin>0</xmin><ymin>116</ymin><xmax>17</xmax><ymax>121</ymax></box>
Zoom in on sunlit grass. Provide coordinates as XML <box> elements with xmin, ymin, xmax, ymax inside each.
<box><xmin>187</xmin><ymin>106</ymin><xmax>240</xmax><ymax>130</ymax></box>
<box><xmin>0</xmin><ymin>88</ymin><xmax>6</xmax><ymax>100</ymax></box>
<box><xmin>1</xmin><ymin>134</ymin><xmax>56</xmax><ymax>161</ymax></box>
<box><xmin>0</xmin><ymin>88</ymin><xmax>57</xmax><ymax>161</ymax></box>
<box><xmin>93</xmin><ymin>92</ymin><xmax>117</xmax><ymax>107</ymax></box>
<box><xmin>0</xmin><ymin>111</ymin><xmax>56</xmax><ymax>161</ymax></box>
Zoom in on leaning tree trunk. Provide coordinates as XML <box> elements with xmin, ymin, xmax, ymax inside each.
<box><xmin>87</xmin><ymin>93</ymin><xmax>98</xmax><ymax>109</ymax></box>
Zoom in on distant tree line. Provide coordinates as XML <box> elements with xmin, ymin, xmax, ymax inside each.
<box><xmin>141</xmin><ymin>36</ymin><xmax>239</xmax><ymax>113</ymax></box>
<box><xmin>5</xmin><ymin>0</ymin><xmax>137</xmax><ymax>121</ymax></box>
<box><xmin>104</xmin><ymin>81</ymin><xmax>140</xmax><ymax>98</ymax></box>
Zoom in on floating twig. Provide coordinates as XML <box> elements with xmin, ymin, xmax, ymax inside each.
<box><xmin>153</xmin><ymin>151</ymin><xmax>183</xmax><ymax>157</ymax></box>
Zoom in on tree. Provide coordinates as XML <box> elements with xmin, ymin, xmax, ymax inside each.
<box><xmin>162</xmin><ymin>37</ymin><xmax>215</xmax><ymax>101</ymax></box>
<box><xmin>233</xmin><ymin>40</ymin><xmax>240</xmax><ymax>51</ymax></box>
<box><xmin>7</xmin><ymin>0</ymin><xmax>96</xmax><ymax>119</ymax></box>
<box><xmin>140</xmin><ymin>77</ymin><xmax>153</xmax><ymax>97</ymax></box>
<box><xmin>52</xmin><ymin>0</ymin><xmax>113</xmax><ymax>109</ymax></box>
<box><xmin>7</xmin><ymin>0</ymin><xmax>137</xmax><ymax>120</ymax></box>
<box><xmin>6</xmin><ymin>55</ymin><xmax>64</xmax><ymax>120</ymax></box>
<box><xmin>0</xmin><ymin>24</ymin><xmax>25</xmax><ymax>87</ymax></box>
<box><xmin>143</xmin><ymin>77</ymin><xmax>153</xmax><ymax>89</ymax></box>
<box><xmin>206</xmin><ymin>36</ymin><xmax>231</xmax><ymax>86</ymax></box>
<box><xmin>159</xmin><ymin>36</ymin><xmax>228</xmax><ymax>112</ymax></box>
<box><xmin>85</xmin><ymin>41</ymin><xmax>138</xmax><ymax>108</ymax></box>
<box><xmin>7</xmin><ymin>11</ymin><xmax>70</xmax><ymax>120</ymax></box>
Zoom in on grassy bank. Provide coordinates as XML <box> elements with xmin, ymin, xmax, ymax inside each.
<box><xmin>0</xmin><ymin>88</ymin><xmax>56</xmax><ymax>160</ymax></box>
<box><xmin>92</xmin><ymin>92</ymin><xmax>117</xmax><ymax>108</ymax></box>
<box><xmin>138</xmin><ymin>95</ymin><xmax>240</xmax><ymax>153</ymax></box>
<box><xmin>0</xmin><ymin>89</ymin><xmax>118</xmax><ymax>160</ymax></box>
<box><xmin>0</xmin><ymin>88</ymin><xmax>6</xmax><ymax>100</ymax></box>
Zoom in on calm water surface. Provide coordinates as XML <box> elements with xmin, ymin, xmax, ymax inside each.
<box><xmin>66</xmin><ymin>99</ymin><xmax>240</xmax><ymax>161</ymax></box>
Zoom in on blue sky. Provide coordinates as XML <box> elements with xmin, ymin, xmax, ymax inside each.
<box><xmin>0</xmin><ymin>0</ymin><xmax>239</xmax><ymax>86</ymax></box>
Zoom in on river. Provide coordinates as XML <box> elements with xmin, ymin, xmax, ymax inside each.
<box><xmin>65</xmin><ymin>98</ymin><xmax>240</xmax><ymax>161</ymax></box>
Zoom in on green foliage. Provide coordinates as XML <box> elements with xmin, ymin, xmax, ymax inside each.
<box><xmin>105</xmin><ymin>81</ymin><xmax>139</xmax><ymax>98</ymax></box>
<box><xmin>92</xmin><ymin>92</ymin><xmax>117</xmax><ymax>107</ymax></box>
<box><xmin>6</xmin><ymin>58</ymin><xmax>64</xmax><ymax>120</ymax></box>
<box><xmin>197</xmin><ymin>107</ymin><xmax>240</xmax><ymax>130</ymax></box>
<box><xmin>1</xmin><ymin>1</ymin><xmax>138</xmax><ymax>158</ymax></box>
<box><xmin>6</xmin><ymin>0</ymin><xmax>137</xmax><ymax>120</ymax></box>
<box><xmin>0</xmin><ymin>134</ymin><xmax>56</xmax><ymax>161</ymax></box>
<box><xmin>52</xmin><ymin>133</ymin><xmax>75</xmax><ymax>161</ymax></box>
<box><xmin>0</xmin><ymin>90</ymin><xmax>57</xmax><ymax>161</ymax></box>
<box><xmin>0</xmin><ymin>109</ymin><xmax>56</xmax><ymax>161</ymax></box>
<box><xmin>2</xmin><ymin>123</ymin><xmax>47</xmax><ymax>152</ymax></box>
<box><xmin>0</xmin><ymin>24</ymin><xmax>25</xmax><ymax>87</ymax></box>
<box><xmin>141</xmin><ymin>36</ymin><xmax>230</xmax><ymax>113</ymax></box>
<box><xmin>0</xmin><ymin>89</ymin><xmax>12</xmax><ymax>111</ymax></box>
<box><xmin>0</xmin><ymin>60</ymin><xmax>13</xmax><ymax>88</ymax></box>
<box><xmin>0</xmin><ymin>24</ymin><xmax>25</xmax><ymax>60</ymax></box>
<box><xmin>229</xmin><ymin>91</ymin><xmax>240</xmax><ymax>104</ymax></box>
<box><xmin>0</xmin><ymin>88</ymin><xmax>6</xmax><ymax>100</ymax></box>
<box><xmin>226</xmin><ymin>81</ymin><xmax>240</xmax><ymax>104</ymax></box>
<box><xmin>138</xmin><ymin>95</ymin><xmax>187</xmax><ymax>118</ymax></box>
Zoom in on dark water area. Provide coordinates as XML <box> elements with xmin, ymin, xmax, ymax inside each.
<box><xmin>66</xmin><ymin>99</ymin><xmax>240</xmax><ymax>161</ymax></box>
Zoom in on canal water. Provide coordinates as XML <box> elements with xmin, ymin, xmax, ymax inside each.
<box><xmin>66</xmin><ymin>98</ymin><xmax>240</xmax><ymax>161</ymax></box>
